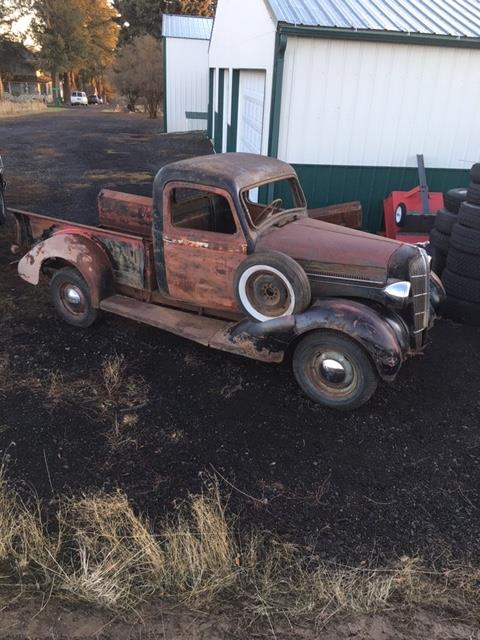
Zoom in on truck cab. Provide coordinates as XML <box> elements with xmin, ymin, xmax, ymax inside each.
<box><xmin>10</xmin><ymin>153</ymin><xmax>445</xmax><ymax>410</ymax></box>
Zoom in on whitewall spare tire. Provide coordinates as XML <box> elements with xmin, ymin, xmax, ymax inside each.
<box><xmin>234</xmin><ymin>251</ymin><xmax>311</xmax><ymax>322</ymax></box>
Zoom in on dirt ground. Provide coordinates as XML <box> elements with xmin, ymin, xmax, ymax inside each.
<box><xmin>1</xmin><ymin>108</ymin><xmax>480</xmax><ymax>638</ymax></box>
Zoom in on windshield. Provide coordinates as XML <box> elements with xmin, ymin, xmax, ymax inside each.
<box><xmin>241</xmin><ymin>177</ymin><xmax>306</xmax><ymax>229</ymax></box>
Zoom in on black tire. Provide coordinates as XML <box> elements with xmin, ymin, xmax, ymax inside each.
<box><xmin>470</xmin><ymin>164</ymin><xmax>480</xmax><ymax>184</ymax></box>
<box><xmin>394</xmin><ymin>202</ymin><xmax>407</xmax><ymax>227</ymax></box>
<box><xmin>293</xmin><ymin>331</ymin><xmax>378</xmax><ymax>411</ymax></box>
<box><xmin>458</xmin><ymin>201</ymin><xmax>480</xmax><ymax>230</ymax></box>
<box><xmin>444</xmin><ymin>188</ymin><xmax>467</xmax><ymax>214</ymax></box>
<box><xmin>0</xmin><ymin>189</ymin><xmax>5</xmax><ymax>226</ymax></box>
<box><xmin>429</xmin><ymin>227</ymin><xmax>450</xmax><ymax>254</ymax></box>
<box><xmin>50</xmin><ymin>267</ymin><xmax>99</xmax><ymax>328</ymax></box>
<box><xmin>442</xmin><ymin>269</ymin><xmax>480</xmax><ymax>303</ymax></box>
<box><xmin>234</xmin><ymin>251</ymin><xmax>311</xmax><ymax>322</ymax></box>
<box><xmin>430</xmin><ymin>246</ymin><xmax>447</xmax><ymax>276</ymax></box>
<box><xmin>450</xmin><ymin>223</ymin><xmax>480</xmax><ymax>255</ymax></box>
<box><xmin>434</xmin><ymin>208</ymin><xmax>457</xmax><ymax>235</ymax></box>
<box><xmin>442</xmin><ymin>293</ymin><xmax>480</xmax><ymax>326</ymax></box>
<box><xmin>467</xmin><ymin>182</ymin><xmax>480</xmax><ymax>206</ymax></box>
<box><xmin>447</xmin><ymin>247</ymin><xmax>480</xmax><ymax>279</ymax></box>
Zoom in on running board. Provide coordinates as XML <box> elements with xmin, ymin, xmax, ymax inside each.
<box><xmin>99</xmin><ymin>295</ymin><xmax>282</xmax><ymax>362</ymax></box>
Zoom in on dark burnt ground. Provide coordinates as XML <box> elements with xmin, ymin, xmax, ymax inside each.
<box><xmin>1</xmin><ymin>108</ymin><xmax>480</xmax><ymax>565</ymax></box>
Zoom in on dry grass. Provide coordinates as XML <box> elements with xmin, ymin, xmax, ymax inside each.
<box><xmin>0</xmin><ymin>466</ymin><xmax>479</xmax><ymax>626</ymax></box>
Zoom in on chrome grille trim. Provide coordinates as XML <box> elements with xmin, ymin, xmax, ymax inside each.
<box><xmin>409</xmin><ymin>248</ymin><xmax>430</xmax><ymax>348</ymax></box>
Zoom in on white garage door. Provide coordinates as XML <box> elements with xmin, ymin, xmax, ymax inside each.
<box><xmin>237</xmin><ymin>70</ymin><xmax>266</xmax><ymax>154</ymax></box>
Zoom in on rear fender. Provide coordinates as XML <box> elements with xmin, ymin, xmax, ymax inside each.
<box><xmin>17</xmin><ymin>233</ymin><xmax>114</xmax><ymax>307</ymax></box>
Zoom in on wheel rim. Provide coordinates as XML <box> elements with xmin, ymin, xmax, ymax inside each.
<box><xmin>238</xmin><ymin>265</ymin><xmax>295</xmax><ymax>322</ymax></box>
<box><xmin>308</xmin><ymin>349</ymin><xmax>357</xmax><ymax>399</ymax></box>
<box><xmin>59</xmin><ymin>283</ymin><xmax>87</xmax><ymax>317</ymax></box>
<box><xmin>395</xmin><ymin>205</ymin><xmax>404</xmax><ymax>225</ymax></box>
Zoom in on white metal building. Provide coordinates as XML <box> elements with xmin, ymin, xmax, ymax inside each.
<box><xmin>209</xmin><ymin>0</ymin><xmax>480</xmax><ymax>231</ymax></box>
<box><xmin>162</xmin><ymin>14</ymin><xmax>213</xmax><ymax>133</ymax></box>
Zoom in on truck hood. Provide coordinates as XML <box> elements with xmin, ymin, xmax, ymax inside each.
<box><xmin>255</xmin><ymin>217</ymin><xmax>403</xmax><ymax>284</ymax></box>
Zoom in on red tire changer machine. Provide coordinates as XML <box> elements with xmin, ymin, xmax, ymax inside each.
<box><xmin>383</xmin><ymin>154</ymin><xmax>444</xmax><ymax>243</ymax></box>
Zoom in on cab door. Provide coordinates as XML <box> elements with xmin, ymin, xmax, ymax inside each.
<box><xmin>162</xmin><ymin>182</ymin><xmax>247</xmax><ymax>310</ymax></box>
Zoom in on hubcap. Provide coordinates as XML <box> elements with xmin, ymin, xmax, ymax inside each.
<box><xmin>60</xmin><ymin>283</ymin><xmax>86</xmax><ymax>316</ymax></box>
<box><xmin>311</xmin><ymin>350</ymin><xmax>356</xmax><ymax>395</ymax></box>
<box><xmin>65</xmin><ymin>287</ymin><xmax>82</xmax><ymax>305</ymax></box>
<box><xmin>395</xmin><ymin>206</ymin><xmax>403</xmax><ymax>224</ymax></box>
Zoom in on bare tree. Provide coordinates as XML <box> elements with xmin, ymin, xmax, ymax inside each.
<box><xmin>112</xmin><ymin>35</ymin><xmax>163</xmax><ymax>118</ymax></box>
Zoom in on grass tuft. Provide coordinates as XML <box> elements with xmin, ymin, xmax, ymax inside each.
<box><xmin>0</xmin><ymin>465</ymin><xmax>479</xmax><ymax>625</ymax></box>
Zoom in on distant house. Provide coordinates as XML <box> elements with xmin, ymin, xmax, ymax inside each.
<box><xmin>0</xmin><ymin>40</ymin><xmax>52</xmax><ymax>100</ymax></box>
<box><xmin>209</xmin><ymin>0</ymin><xmax>480</xmax><ymax>231</ymax></box>
<box><xmin>162</xmin><ymin>14</ymin><xmax>213</xmax><ymax>133</ymax></box>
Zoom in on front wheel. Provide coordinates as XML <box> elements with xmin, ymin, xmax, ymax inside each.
<box><xmin>293</xmin><ymin>331</ymin><xmax>378</xmax><ymax>410</ymax></box>
<box><xmin>50</xmin><ymin>267</ymin><xmax>99</xmax><ymax>328</ymax></box>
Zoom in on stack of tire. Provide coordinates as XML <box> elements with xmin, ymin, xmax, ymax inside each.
<box><xmin>441</xmin><ymin>164</ymin><xmax>480</xmax><ymax>325</ymax></box>
<box><xmin>428</xmin><ymin>187</ymin><xmax>467</xmax><ymax>276</ymax></box>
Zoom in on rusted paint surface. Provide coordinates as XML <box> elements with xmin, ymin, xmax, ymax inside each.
<box><xmin>93</xmin><ymin>234</ymin><xmax>145</xmax><ymax>290</ymax></box>
<box><xmin>161</xmin><ymin>181</ymin><xmax>247</xmax><ymax>310</ymax></box>
<box><xmin>17</xmin><ymin>233</ymin><xmax>113</xmax><ymax>307</ymax></box>
<box><xmin>98</xmin><ymin>189</ymin><xmax>153</xmax><ymax>237</ymax></box>
<box><xmin>256</xmin><ymin>217</ymin><xmax>401</xmax><ymax>284</ymax></box>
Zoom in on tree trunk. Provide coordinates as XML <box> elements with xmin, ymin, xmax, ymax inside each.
<box><xmin>0</xmin><ymin>73</ymin><xmax>4</xmax><ymax>100</ymax></box>
<box><xmin>63</xmin><ymin>72</ymin><xmax>71</xmax><ymax>104</ymax></box>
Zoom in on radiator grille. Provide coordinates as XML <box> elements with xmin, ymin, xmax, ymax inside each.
<box><xmin>409</xmin><ymin>249</ymin><xmax>430</xmax><ymax>349</ymax></box>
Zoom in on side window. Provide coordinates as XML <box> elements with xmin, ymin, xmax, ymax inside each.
<box><xmin>170</xmin><ymin>187</ymin><xmax>237</xmax><ymax>235</ymax></box>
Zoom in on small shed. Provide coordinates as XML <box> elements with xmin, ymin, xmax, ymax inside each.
<box><xmin>162</xmin><ymin>14</ymin><xmax>213</xmax><ymax>133</ymax></box>
<box><xmin>209</xmin><ymin>0</ymin><xmax>480</xmax><ymax>231</ymax></box>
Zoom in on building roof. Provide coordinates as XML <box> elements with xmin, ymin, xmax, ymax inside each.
<box><xmin>162</xmin><ymin>14</ymin><xmax>213</xmax><ymax>40</ymax></box>
<box><xmin>266</xmin><ymin>0</ymin><xmax>480</xmax><ymax>39</ymax></box>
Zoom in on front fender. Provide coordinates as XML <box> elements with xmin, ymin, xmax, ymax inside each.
<box><xmin>294</xmin><ymin>300</ymin><xmax>405</xmax><ymax>380</ymax></box>
<box><xmin>17</xmin><ymin>233</ymin><xmax>114</xmax><ymax>307</ymax></box>
<box><xmin>231</xmin><ymin>298</ymin><xmax>406</xmax><ymax>380</ymax></box>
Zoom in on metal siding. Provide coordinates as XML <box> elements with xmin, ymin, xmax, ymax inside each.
<box><xmin>162</xmin><ymin>14</ymin><xmax>213</xmax><ymax>40</ymax></box>
<box><xmin>237</xmin><ymin>70</ymin><xmax>267</xmax><ymax>154</ymax></box>
<box><xmin>266</xmin><ymin>0</ymin><xmax>480</xmax><ymax>37</ymax></box>
<box><xmin>166</xmin><ymin>37</ymin><xmax>210</xmax><ymax>133</ymax></box>
<box><xmin>293</xmin><ymin>163</ymin><xmax>469</xmax><ymax>231</ymax></box>
<box><xmin>278</xmin><ymin>37</ymin><xmax>480</xmax><ymax>170</ymax></box>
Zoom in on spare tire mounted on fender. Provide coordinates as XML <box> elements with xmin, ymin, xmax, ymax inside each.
<box><xmin>234</xmin><ymin>251</ymin><xmax>311</xmax><ymax>322</ymax></box>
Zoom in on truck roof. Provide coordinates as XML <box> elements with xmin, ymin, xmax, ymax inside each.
<box><xmin>154</xmin><ymin>153</ymin><xmax>298</xmax><ymax>193</ymax></box>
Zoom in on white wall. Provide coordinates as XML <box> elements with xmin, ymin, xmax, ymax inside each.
<box><xmin>166</xmin><ymin>37</ymin><xmax>210</xmax><ymax>133</ymax></box>
<box><xmin>278</xmin><ymin>36</ymin><xmax>480</xmax><ymax>170</ymax></box>
<box><xmin>209</xmin><ymin>0</ymin><xmax>276</xmax><ymax>155</ymax></box>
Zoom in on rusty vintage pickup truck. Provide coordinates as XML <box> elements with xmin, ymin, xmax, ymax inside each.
<box><xmin>5</xmin><ymin>153</ymin><xmax>444</xmax><ymax>410</ymax></box>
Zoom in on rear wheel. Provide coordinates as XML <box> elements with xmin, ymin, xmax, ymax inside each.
<box><xmin>50</xmin><ymin>267</ymin><xmax>99</xmax><ymax>328</ymax></box>
<box><xmin>293</xmin><ymin>331</ymin><xmax>378</xmax><ymax>410</ymax></box>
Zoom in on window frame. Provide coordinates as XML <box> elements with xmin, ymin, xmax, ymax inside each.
<box><xmin>163</xmin><ymin>181</ymin><xmax>244</xmax><ymax>244</ymax></box>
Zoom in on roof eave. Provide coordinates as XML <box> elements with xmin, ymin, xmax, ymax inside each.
<box><xmin>277</xmin><ymin>23</ymin><xmax>480</xmax><ymax>48</ymax></box>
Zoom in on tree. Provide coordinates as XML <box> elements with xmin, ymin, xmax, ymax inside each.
<box><xmin>112</xmin><ymin>34</ymin><xmax>163</xmax><ymax>118</ymax></box>
<box><xmin>0</xmin><ymin>0</ymin><xmax>32</xmax><ymax>98</ymax></box>
<box><xmin>113</xmin><ymin>0</ymin><xmax>216</xmax><ymax>42</ymax></box>
<box><xmin>31</xmin><ymin>0</ymin><xmax>118</xmax><ymax>102</ymax></box>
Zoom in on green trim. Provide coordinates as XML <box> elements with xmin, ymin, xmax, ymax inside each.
<box><xmin>227</xmin><ymin>70</ymin><xmax>240</xmax><ymax>152</ymax></box>
<box><xmin>279</xmin><ymin>24</ymin><xmax>480</xmax><ymax>49</ymax></box>
<box><xmin>291</xmin><ymin>163</ymin><xmax>470</xmax><ymax>232</ymax></box>
<box><xmin>186</xmin><ymin>111</ymin><xmax>208</xmax><ymax>120</ymax></box>
<box><xmin>207</xmin><ymin>68</ymin><xmax>214</xmax><ymax>139</ymax></box>
<box><xmin>162</xmin><ymin>36</ymin><xmax>167</xmax><ymax>132</ymax></box>
<box><xmin>214</xmin><ymin>69</ymin><xmax>225</xmax><ymax>153</ymax></box>
<box><xmin>268</xmin><ymin>32</ymin><xmax>287</xmax><ymax>160</ymax></box>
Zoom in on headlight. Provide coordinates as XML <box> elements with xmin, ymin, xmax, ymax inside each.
<box><xmin>383</xmin><ymin>281</ymin><xmax>411</xmax><ymax>302</ymax></box>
